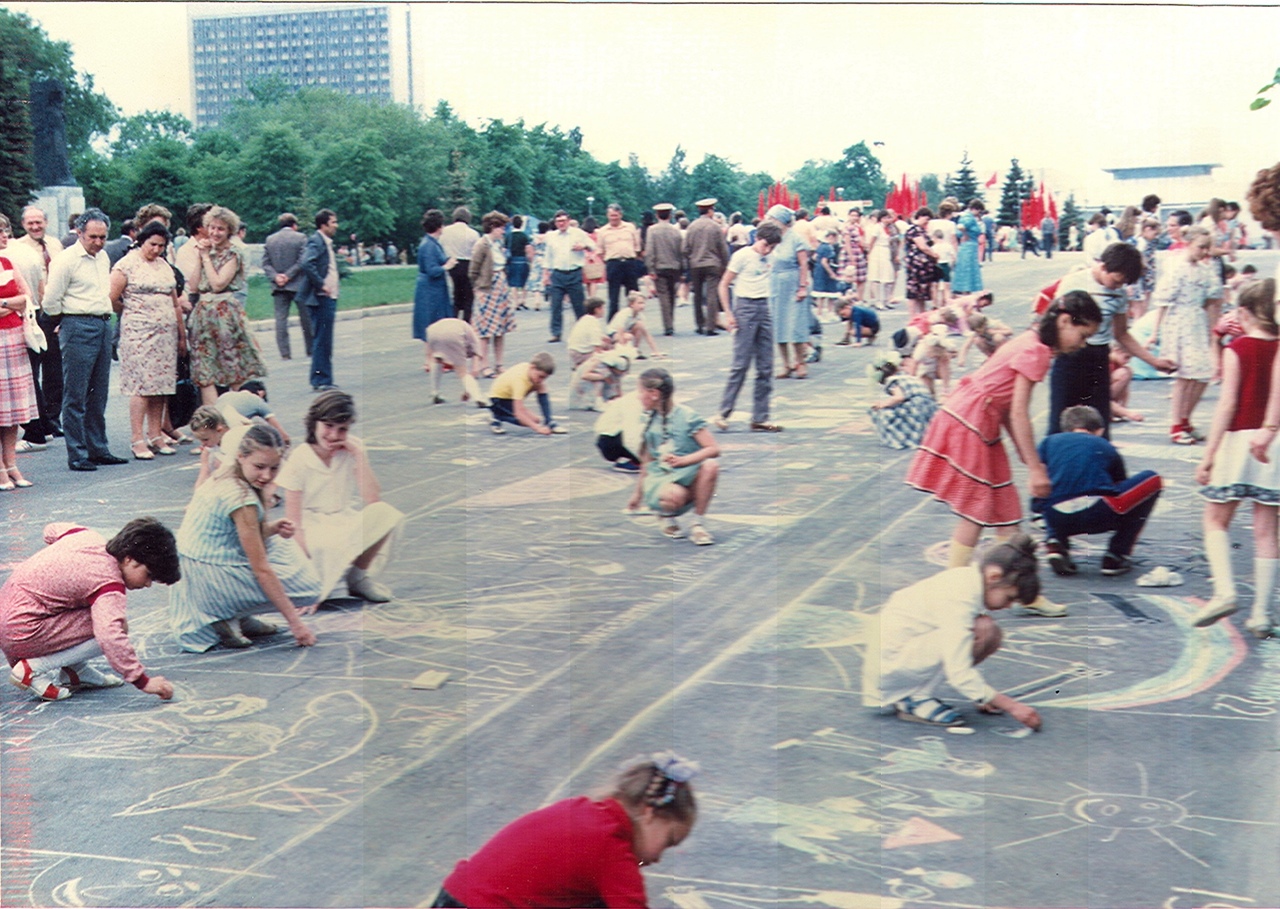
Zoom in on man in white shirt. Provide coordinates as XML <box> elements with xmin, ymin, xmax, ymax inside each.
<box><xmin>713</xmin><ymin>221</ymin><xmax>784</xmax><ymax>433</ymax></box>
<box><xmin>543</xmin><ymin>209</ymin><xmax>596</xmax><ymax>342</ymax></box>
<box><xmin>42</xmin><ymin>209</ymin><xmax>127</xmax><ymax>471</ymax></box>
<box><xmin>440</xmin><ymin>207</ymin><xmax>480</xmax><ymax>322</ymax></box>
<box><xmin>14</xmin><ymin>205</ymin><xmax>63</xmax><ymax>441</ymax></box>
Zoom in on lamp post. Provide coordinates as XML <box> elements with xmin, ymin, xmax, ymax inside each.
<box><xmin>586</xmin><ymin>196</ymin><xmax>595</xmax><ymax>220</ymax></box>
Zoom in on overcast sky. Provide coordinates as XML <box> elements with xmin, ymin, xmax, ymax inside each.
<box><xmin>11</xmin><ymin>1</ymin><xmax>1280</xmax><ymax>205</ymax></box>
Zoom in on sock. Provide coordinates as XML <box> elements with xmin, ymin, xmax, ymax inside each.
<box><xmin>947</xmin><ymin>541</ymin><xmax>975</xmax><ymax>569</ymax></box>
<box><xmin>536</xmin><ymin>392</ymin><xmax>554</xmax><ymax>426</ymax></box>
<box><xmin>1253</xmin><ymin>558</ymin><xmax>1278</xmax><ymax>621</ymax></box>
<box><xmin>1205</xmin><ymin>529</ymin><xmax>1236</xmax><ymax>600</ymax></box>
<box><xmin>19</xmin><ymin>639</ymin><xmax>102</xmax><ymax>678</ymax></box>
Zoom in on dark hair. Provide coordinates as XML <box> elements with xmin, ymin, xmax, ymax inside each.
<box><xmin>584</xmin><ymin>297</ymin><xmax>605</xmax><ymax>316</ymax></box>
<box><xmin>1099</xmin><ymin>242</ymin><xmax>1144</xmax><ymax>284</ymax></box>
<box><xmin>553</xmin><ymin>209</ymin><xmax>569</xmax><ymax>221</ymax></box>
<box><xmin>1060</xmin><ymin>405</ymin><xmax>1105</xmax><ymax>433</ymax></box>
<box><xmin>136</xmin><ymin>221</ymin><xmax>171</xmax><ymax>246</ymax></box>
<box><xmin>422</xmin><ymin>209</ymin><xmax>445</xmax><ymax>234</ymax></box>
<box><xmin>980</xmin><ymin>533</ymin><xmax>1040</xmax><ymax>604</ymax></box>
<box><xmin>77</xmin><ymin>208</ymin><xmax>110</xmax><ymax>232</ymax></box>
<box><xmin>451</xmin><ymin>206</ymin><xmax>471</xmax><ymax>224</ymax></box>
<box><xmin>914</xmin><ymin>207</ymin><xmax>933</xmax><ymax>220</ymax></box>
<box><xmin>278</xmin><ymin>212</ymin><xmax>299</xmax><ymax>228</ymax></box>
<box><xmin>511</xmin><ymin>214</ymin><xmax>523</xmax><ymax>229</ymax></box>
<box><xmin>582</xmin><ymin>216</ymin><xmax>599</xmax><ymax>233</ymax></box>
<box><xmin>239</xmin><ymin>378</ymin><xmax>267</xmax><ymax>399</ymax></box>
<box><xmin>106</xmin><ymin>517</ymin><xmax>180</xmax><ymax>585</ymax></box>
<box><xmin>305</xmin><ymin>389</ymin><xmax>357</xmax><ymax>443</ymax></box>
<box><xmin>968</xmin><ymin>199</ymin><xmax>984</xmax><ymax>212</ymax></box>
<box><xmin>186</xmin><ymin>203</ymin><xmax>213</xmax><ymax>235</ymax></box>
<box><xmin>1141</xmin><ymin>194</ymin><xmax>1161</xmax><ymax>213</ymax></box>
<box><xmin>755</xmin><ymin>222</ymin><xmax>783</xmax><ymax>245</ymax></box>
<box><xmin>1038</xmin><ymin>290</ymin><xmax>1102</xmax><ymax>348</ymax></box>
<box><xmin>315</xmin><ymin>209</ymin><xmax>337</xmax><ymax>229</ymax></box>
<box><xmin>120</xmin><ymin>218</ymin><xmax>136</xmax><ymax>236</ymax></box>
<box><xmin>480</xmin><ymin>210</ymin><xmax>509</xmax><ymax>233</ymax></box>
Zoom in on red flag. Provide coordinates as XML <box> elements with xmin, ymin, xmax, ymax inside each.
<box><xmin>829</xmin><ymin>185</ymin><xmax>837</xmax><ymax>203</ymax></box>
<box><xmin>985</xmin><ymin>171</ymin><xmax>998</xmax><ymax>188</ymax></box>
<box><xmin>757</xmin><ymin>190</ymin><xmax>766</xmax><ymax>220</ymax></box>
<box><xmin>1048</xmin><ymin>192</ymin><xmax>1058</xmax><ymax>221</ymax></box>
<box><xmin>792</xmin><ymin>191</ymin><xmax>800</xmax><ymax>210</ymax></box>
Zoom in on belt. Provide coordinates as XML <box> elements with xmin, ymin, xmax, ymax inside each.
<box><xmin>63</xmin><ymin>313</ymin><xmax>112</xmax><ymax>321</ymax></box>
<box><xmin>554</xmin><ymin>267</ymin><xmax>582</xmax><ymax>273</ymax></box>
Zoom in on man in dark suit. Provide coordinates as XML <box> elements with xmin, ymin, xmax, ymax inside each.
<box><xmin>297</xmin><ymin>209</ymin><xmax>340</xmax><ymax>391</ymax></box>
<box><xmin>261</xmin><ymin>212</ymin><xmax>313</xmax><ymax>360</ymax></box>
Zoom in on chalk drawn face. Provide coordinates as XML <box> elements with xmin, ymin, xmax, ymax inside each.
<box><xmin>1064</xmin><ymin>793</ymin><xmax>1187</xmax><ymax>830</ymax></box>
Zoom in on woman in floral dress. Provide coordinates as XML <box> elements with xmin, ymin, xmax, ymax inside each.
<box><xmin>110</xmin><ymin>222</ymin><xmax>185</xmax><ymax>460</ymax></box>
<box><xmin>841</xmin><ymin>208</ymin><xmax>868</xmax><ymax>302</ymax></box>
<box><xmin>188</xmin><ymin>206</ymin><xmax>265</xmax><ymax>405</ymax></box>
<box><xmin>903</xmin><ymin>208</ymin><xmax>939</xmax><ymax>317</ymax></box>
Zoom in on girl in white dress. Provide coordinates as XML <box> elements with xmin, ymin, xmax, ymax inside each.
<box><xmin>277</xmin><ymin>391</ymin><xmax>404</xmax><ymax>603</ymax></box>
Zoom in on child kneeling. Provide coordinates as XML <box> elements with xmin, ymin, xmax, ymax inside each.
<box><xmin>863</xmin><ymin>534</ymin><xmax>1043</xmax><ymax>731</ymax></box>
<box><xmin>488</xmin><ymin>351</ymin><xmax>566</xmax><ymax>435</ymax></box>
<box><xmin>1</xmin><ymin>519</ymin><xmax>180</xmax><ymax>702</ymax></box>
<box><xmin>1033</xmin><ymin>405</ymin><xmax>1162</xmax><ymax>577</ymax></box>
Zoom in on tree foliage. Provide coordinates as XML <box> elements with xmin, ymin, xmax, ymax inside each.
<box><xmin>944</xmin><ymin>151</ymin><xmax>982</xmax><ymax>208</ymax></box>
<box><xmin>1059</xmin><ymin>194</ymin><xmax>1083</xmax><ymax>251</ymax></box>
<box><xmin>786</xmin><ymin>142</ymin><xmax>892</xmax><ymax>211</ymax></box>
<box><xmin>0</xmin><ymin>44</ymin><xmax>39</xmax><ymax>220</ymax></box>
<box><xmin>0</xmin><ymin>8</ymin><xmax>116</xmax><ymax>157</ymax></box>
<box><xmin>996</xmin><ymin>158</ymin><xmax>1030</xmax><ymax>227</ymax></box>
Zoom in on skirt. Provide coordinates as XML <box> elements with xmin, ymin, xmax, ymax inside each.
<box><xmin>906</xmin><ymin>402</ymin><xmax>1022</xmax><ymax>527</ymax></box>
<box><xmin>642</xmin><ymin>462</ymin><xmax>702</xmax><ymax>516</ymax></box>
<box><xmin>474</xmin><ymin>272</ymin><xmax>516</xmax><ymax>339</ymax></box>
<box><xmin>0</xmin><ymin>324</ymin><xmax>38</xmax><ymax>426</ymax></box>
<box><xmin>169</xmin><ymin>537</ymin><xmax>320</xmax><ymax>652</ymax></box>
<box><xmin>870</xmin><ymin>394</ymin><xmax>939</xmax><ymax>451</ymax></box>
<box><xmin>771</xmin><ymin>268</ymin><xmax>810</xmax><ymax>344</ymax></box>
<box><xmin>303</xmin><ymin>502</ymin><xmax>404</xmax><ymax>602</ymax></box>
<box><xmin>189</xmin><ymin>294</ymin><xmax>267</xmax><ymax>389</ymax></box>
<box><xmin>1200</xmin><ymin>429</ymin><xmax>1280</xmax><ymax>504</ymax></box>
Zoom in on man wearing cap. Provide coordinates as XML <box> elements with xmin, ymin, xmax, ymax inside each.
<box><xmin>542</xmin><ymin>210</ymin><xmax>596</xmax><ymax>343</ymax></box>
<box><xmin>644</xmin><ymin>203</ymin><xmax>684</xmax><ymax>336</ymax></box>
<box><xmin>598</xmin><ymin>203</ymin><xmax>642</xmax><ymax>320</ymax></box>
<box><xmin>683</xmin><ymin>198</ymin><xmax>730</xmax><ymax>335</ymax></box>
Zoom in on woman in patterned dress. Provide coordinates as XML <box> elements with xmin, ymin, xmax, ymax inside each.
<box><xmin>903</xmin><ymin>208</ymin><xmax>940</xmax><ymax>317</ymax></box>
<box><xmin>188</xmin><ymin>206</ymin><xmax>265</xmax><ymax>405</ymax></box>
<box><xmin>470</xmin><ymin>211</ymin><xmax>516</xmax><ymax>378</ymax></box>
<box><xmin>0</xmin><ymin>213</ymin><xmax>39</xmax><ymax>491</ymax></box>
<box><xmin>111</xmin><ymin>222</ymin><xmax>185</xmax><ymax>461</ymax></box>
<box><xmin>1150</xmin><ymin>226</ymin><xmax>1224</xmax><ymax>444</ymax></box>
<box><xmin>841</xmin><ymin>208</ymin><xmax>868</xmax><ymax>302</ymax></box>
<box><xmin>952</xmin><ymin>200</ymin><xmax>985</xmax><ymax>294</ymax></box>
<box><xmin>869</xmin><ymin>353</ymin><xmax>938</xmax><ymax>450</ymax></box>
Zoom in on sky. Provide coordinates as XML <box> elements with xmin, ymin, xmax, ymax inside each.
<box><xmin>10</xmin><ymin>1</ymin><xmax>1280</xmax><ymax>207</ymax></box>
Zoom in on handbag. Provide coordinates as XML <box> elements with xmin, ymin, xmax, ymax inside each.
<box><xmin>23</xmin><ymin>305</ymin><xmax>46</xmax><ymax>353</ymax></box>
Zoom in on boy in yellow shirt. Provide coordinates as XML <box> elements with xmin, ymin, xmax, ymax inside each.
<box><xmin>488</xmin><ymin>352</ymin><xmax>567</xmax><ymax>436</ymax></box>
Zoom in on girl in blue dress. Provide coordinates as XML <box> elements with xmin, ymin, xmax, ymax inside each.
<box><xmin>626</xmin><ymin>369</ymin><xmax>721</xmax><ymax>546</ymax></box>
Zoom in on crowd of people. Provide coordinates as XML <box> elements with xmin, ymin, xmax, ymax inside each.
<box><xmin>0</xmin><ymin>157</ymin><xmax>1278</xmax><ymax>906</ymax></box>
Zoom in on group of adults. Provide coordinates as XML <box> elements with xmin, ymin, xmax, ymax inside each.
<box><xmin>0</xmin><ymin>201</ymin><xmax>350</xmax><ymax>481</ymax></box>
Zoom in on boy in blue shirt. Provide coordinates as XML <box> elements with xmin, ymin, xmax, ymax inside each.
<box><xmin>1033</xmin><ymin>405</ymin><xmax>1162</xmax><ymax>576</ymax></box>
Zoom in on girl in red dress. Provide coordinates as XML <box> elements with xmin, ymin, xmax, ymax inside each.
<box><xmin>432</xmin><ymin>751</ymin><xmax>698</xmax><ymax>908</ymax></box>
<box><xmin>906</xmin><ymin>291</ymin><xmax>1102</xmax><ymax>581</ymax></box>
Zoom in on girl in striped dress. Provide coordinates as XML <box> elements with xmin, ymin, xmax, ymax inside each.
<box><xmin>168</xmin><ymin>424</ymin><xmax>320</xmax><ymax>651</ymax></box>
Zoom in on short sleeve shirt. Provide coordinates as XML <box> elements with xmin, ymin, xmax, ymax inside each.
<box><xmin>1055</xmin><ymin>267</ymin><xmax>1127</xmax><ymax>347</ymax></box>
<box><xmin>489</xmin><ymin>362</ymin><xmax>536</xmax><ymax>401</ymax></box>
<box><xmin>176</xmin><ymin>477</ymin><xmax>263</xmax><ymax>564</ymax></box>
<box><xmin>727</xmin><ymin>246</ymin><xmax>772</xmax><ymax>299</ymax></box>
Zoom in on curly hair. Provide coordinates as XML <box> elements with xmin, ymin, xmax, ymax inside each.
<box><xmin>1247</xmin><ymin>161</ymin><xmax>1280</xmax><ymax>233</ymax></box>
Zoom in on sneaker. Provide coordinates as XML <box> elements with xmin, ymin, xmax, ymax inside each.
<box><xmin>1171</xmin><ymin>431</ymin><xmax>1198</xmax><ymax>445</ymax></box>
<box><xmin>712</xmin><ymin>415</ymin><xmax>729</xmax><ymax>431</ymax></box>
<box><xmin>1185</xmin><ymin>425</ymin><xmax>1207</xmax><ymax>441</ymax></box>
<box><xmin>659</xmin><ymin>517</ymin><xmax>686</xmax><ymax>539</ymax></box>
<box><xmin>61</xmin><ymin>663</ymin><xmax>123</xmax><ymax>689</ymax></box>
<box><xmin>490</xmin><ymin>421</ymin><xmax>507</xmax><ymax>435</ymax></box>
<box><xmin>1019</xmin><ymin>595</ymin><xmax>1069</xmax><ymax>618</ymax></box>
<box><xmin>9</xmin><ymin>660</ymin><xmax>71</xmax><ymax>701</ymax></box>
<box><xmin>548</xmin><ymin>424</ymin><xmax>568</xmax><ymax>435</ymax></box>
<box><xmin>689</xmin><ymin>524</ymin><xmax>714</xmax><ymax>546</ymax></box>
<box><xmin>750</xmin><ymin>422</ymin><xmax>784</xmax><ymax>433</ymax></box>
<box><xmin>1192</xmin><ymin>594</ymin><xmax>1239</xmax><ymax>628</ymax></box>
<box><xmin>432</xmin><ymin>394</ymin><xmax>446</xmax><ymax>405</ymax></box>
<box><xmin>1044</xmin><ymin>539</ymin><xmax>1078</xmax><ymax>576</ymax></box>
<box><xmin>612</xmin><ymin>459</ymin><xmax>641</xmax><ymax>473</ymax></box>
<box><xmin>15</xmin><ymin>439</ymin><xmax>46</xmax><ymax>452</ymax></box>
<box><xmin>1100</xmin><ymin>553</ymin><xmax>1133</xmax><ymax>576</ymax></box>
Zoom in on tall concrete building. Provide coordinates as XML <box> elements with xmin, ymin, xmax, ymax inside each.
<box><xmin>189</xmin><ymin>3</ymin><xmax>395</xmax><ymax>128</ymax></box>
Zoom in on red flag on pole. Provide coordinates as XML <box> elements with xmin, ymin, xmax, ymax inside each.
<box><xmin>985</xmin><ymin>171</ymin><xmax>998</xmax><ymax>188</ymax></box>
<box><xmin>757</xmin><ymin>190</ymin><xmax>766</xmax><ymax>220</ymax></box>
<box><xmin>1048</xmin><ymin>192</ymin><xmax>1058</xmax><ymax>221</ymax></box>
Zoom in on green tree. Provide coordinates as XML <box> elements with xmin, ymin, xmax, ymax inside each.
<box><xmin>111</xmin><ymin>111</ymin><xmax>193</xmax><ymax>157</ymax></box>
<box><xmin>831</xmin><ymin>142</ymin><xmax>891</xmax><ymax>207</ymax></box>
<box><xmin>688</xmin><ymin>154</ymin><xmax>753</xmax><ymax>218</ymax></box>
<box><xmin>943</xmin><ymin>151</ymin><xmax>982</xmax><ymax>208</ymax></box>
<box><xmin>228</xmin><ymin>124</ymin><xmax>313</xmax><ymax>239</ymax></box>
<box><xmin>918</xmin><ymin>174</ymin><xmax>942</xmax><ymax>209</ymax></box>
<box><xmin>655</xmin><ymin>146</ymin><xmax>690</xmax><ymax>209</ymax></box>
<box><xmin>996</xmin><ymin>158</ymin><xmax>1029</xmax><ymax>227</ymax></box>
<box><xmin>1251</xmin><ymin>65</ymin><xmax>1280</xmax><ymax>110</ymax></box>
<box><xmin>0</xmin><ymin>9</ymin><xmax>116</xmax><ymax>157</ymax></box>
<box><xmin>1059</xmin><ymin>194</ymin><xmax>1083</xmax><ymax>251</ymax></box>
<box><xmin>311</xmin><ymin>131</ymin><xmax>399</xmax><ymax>241</ymax></box>
<box><xmin>0</xmin><ymin>46</ymin><xmax>38</xmax><ymax>219</ymax></box>
<box><xmin>478</xmin><ymin>119</ymin><xmax>534</xmax><ymax>214</ymax></box>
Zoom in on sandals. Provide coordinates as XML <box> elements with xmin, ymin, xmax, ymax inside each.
<box><xmin>659</xmin><ymin>516</ymin><xmax>686</xmax><ymax>540</ymax></box>
<box><xmin>689</xmin><ymin>524</ymin><xmax>714</xmax><ymax>546</ymax></box>
<box><xmin>5</xmin><ymin>467</ymin><xmax>31</xmax><ymax>488</ymax></box>
<box><xmin>775</xmin><ymin>366</ymin><xmax>793</xmax><ymax>379</ymax></box>
<box><xmin>482</xmin><ymin>368</ymin><xmax>497</xmax><ymax>379</ymax></box>
<box><xmin>895</xmin><ymin>696</ymin><xmax>965</xmax><ymax>727</ymax></box>
<box><xmin>132</xmin><ymin>440</ymin><xmax>155</xmax><ymax>460</ymax></box>
<box><xmin>148</xmin><ymin>437</ymin><xmax>177</xmax><ymax>456</ymax></box>
<box><xmin>793</xmin><ymin>364</ymin><xmax>809</xmax><ymax>379</ymax></box>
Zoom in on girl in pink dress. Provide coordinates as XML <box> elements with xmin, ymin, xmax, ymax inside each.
<box><xmin>906</xmin><ymin>291</ymin><xmax>1102</xmax><ymax>576</ymax></box>
<box><xmin>1</xmin><ymin>519</ymin><xmax>180</xmax><ymax>702</ymax></box>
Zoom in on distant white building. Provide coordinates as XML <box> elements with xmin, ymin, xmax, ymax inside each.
<box><xmin>1098</xmin><ymin>163</ymin><xmax>1224</xmax><ymax>215</ymax></box>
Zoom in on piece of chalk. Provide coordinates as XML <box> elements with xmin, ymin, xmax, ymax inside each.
<box><xmin>410</xmin><ymin>670</ymin><xmax>449</xmax><ymax>690</ymax></box>
<box><xmin>945</xmin><ymin>726</ymin><xmax>976</xmax><ymax>735</ymax></box>
<box><xmin>994</xmin><ymin>726</ymin><xmax>1033</xmax><ymax>738</ymax></box>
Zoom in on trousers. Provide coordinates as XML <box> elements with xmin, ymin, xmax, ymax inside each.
<box><xmin>718</xmin><ymin>296</ymin><xmax>774</xmax><ymax>424</ymax></box>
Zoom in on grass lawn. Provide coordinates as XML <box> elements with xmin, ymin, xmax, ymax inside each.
<box><xmin>244</xmin><ymin>266</ymin><xmax>416</xmax><ymax>321</ymax></box>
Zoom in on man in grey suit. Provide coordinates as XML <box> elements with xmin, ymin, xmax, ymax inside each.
<box><xmin>261</xmin><ymin>212</ymin><xmax>313</xmax><ymax>360</ymax></box>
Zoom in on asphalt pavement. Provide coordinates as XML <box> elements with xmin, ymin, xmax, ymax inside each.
<box><xmin>1</xmin><ymin>249</ymin><xmax>1278</xmax><ymax>909</ymax></box>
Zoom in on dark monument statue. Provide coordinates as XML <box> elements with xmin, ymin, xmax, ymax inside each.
<box><xmin>30</xmin><ymin>79</ymin><xmax>77</xmax><ymax>187</ymax></box>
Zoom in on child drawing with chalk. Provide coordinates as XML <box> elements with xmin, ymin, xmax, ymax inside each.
<box><xmin>1</xmin><ymin>518</ymin><xmax>180</xmax><ymax>702</ymax></box>
<box><xmin>431</xmin><ymin>751</ymin><xmax>699</xmax><ymax>908</ymax></box>
<box><xmin>863</xmin><ymin>534</ymin><xmax>1044</xmax><ymax>731</ymax></box>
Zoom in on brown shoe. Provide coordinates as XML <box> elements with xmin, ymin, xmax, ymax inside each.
<box><xmin>750</xmin><ymin>422</ymin><xmax>783</xmax><ymax>433</ymax></box>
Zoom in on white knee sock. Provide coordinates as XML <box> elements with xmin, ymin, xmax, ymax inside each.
<box><xmin>21</xmin><ymin>639</ymin><xmax>102</xmax><ymax>677</ymax></box>
<box><xmin>461</xmin><ymin>372</ymin><xmax>485</xmax><ymax>403</ymax></box>
<box><xmin>1253</xmin><ymin>558</ymin><xmax>1278</xmax><ymax>621</ymax></box>
<box><xmin>1205</xmin><ymin>529</ymin><xmax>1236</xmax><ymax>600</ymax></box>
